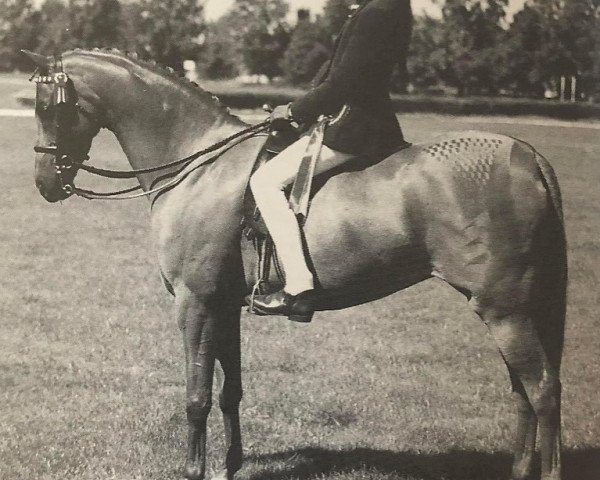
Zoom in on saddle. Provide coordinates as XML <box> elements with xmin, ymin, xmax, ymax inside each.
<box><xmin>242</xmin><ymin>123</ymin><xmax>411</xmax><ymax>295</ymax></box>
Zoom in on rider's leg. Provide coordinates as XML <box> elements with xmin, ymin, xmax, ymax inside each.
<box><xmin>250</xmin><ymin>136</ymin><xmax>353</xmax><ymax>295</ymax></box>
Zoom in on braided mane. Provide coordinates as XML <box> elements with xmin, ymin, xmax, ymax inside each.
<box><xmin>63</xmin><ymin>47</ymin><xmax>240</xmax><ymax>122</ymax></box>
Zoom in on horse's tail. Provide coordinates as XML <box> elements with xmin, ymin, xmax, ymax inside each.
<box><xmin>509</xmin><ymin>136</ymin><xmax>564</xmax><ymax>225</ymax></box>
<box><xmin>534</xmin><ymin>149</ymin><xmax>564</xmax><ymax>224</ymax></box>
<box><xmin>507</xmin><ymin>137</ymin><xmax>567</xmax><ymax>370</ymax></box>
<box><xmin>529</xmin><ymin>145</ymin><xmax>568</xmax><ymax>371</ymax></box>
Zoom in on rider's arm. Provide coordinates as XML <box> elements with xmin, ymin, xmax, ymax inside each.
<box><xmin>289</xmin><ymin>3</ymin><xmax>398</xmax><ymax>124</ymax></box>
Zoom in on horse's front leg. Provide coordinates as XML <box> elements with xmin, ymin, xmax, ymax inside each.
<box><xmin>213</xmin><ymin>306</ymin><xmax>243</xmax><ymax>480</ymax></box>
<box><xmin>177</xmin><ymin>290</ymin><xmax>217</xmax><ymax>480</ymax></box>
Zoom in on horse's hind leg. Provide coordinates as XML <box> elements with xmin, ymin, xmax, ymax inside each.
<box><xmin>477</xmin><ymin>307</ymin><xmax>562</xmax><ymax>480</ymax></box>
<box><xmin>504</xmin><ymin>360</ymin><xmax>538</xmax><ymax>479</ymax></box>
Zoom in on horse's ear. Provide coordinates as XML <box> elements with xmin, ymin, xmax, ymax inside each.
<box><xmin>21</xmin><ymin>50</ymin><xmax>51</xmax><ymax>70</ymax></box>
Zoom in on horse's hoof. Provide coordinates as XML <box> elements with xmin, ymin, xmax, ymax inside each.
<box><xmin>211</xmin><ymin>468</ymin><xmax>234</xmax><ymax>480</ymax></box>
<box><xmin>184</xmin><ymin>464</ymin><xmax>205</xmax><ymax>480</ymax></box>
<box><xmin>510</xmin><ymin>469</ymin><xmax>532</xmax><ymax>480</ymax></box>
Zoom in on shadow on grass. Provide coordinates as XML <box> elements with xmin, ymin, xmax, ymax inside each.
<box><xmin>245</xmin><ymin>446</ymin><xmax>600</xmax><ymax>480</ymax></box>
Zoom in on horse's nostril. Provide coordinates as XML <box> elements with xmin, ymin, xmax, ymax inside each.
<box><xmin>36</xmin><ymin>180</ymin><xmax>47</xmax><ymax>195</ymax></box>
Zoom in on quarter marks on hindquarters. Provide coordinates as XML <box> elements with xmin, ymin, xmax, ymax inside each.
<box><xmin>424</xmin><ymin>137</ymin><xmax>504</xmax><ymax>187</ymax></box>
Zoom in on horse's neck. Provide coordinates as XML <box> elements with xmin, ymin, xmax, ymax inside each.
<box><xmin>65</xmin><ymin>53</ymin><xmax>247</xmax><ymax>190</ymax></box>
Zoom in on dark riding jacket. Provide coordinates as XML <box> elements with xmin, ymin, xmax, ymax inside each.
<box><xmin>290</xmin><ymin>0</ymin><xmax>413</xmax><ymax>155</ymax></box>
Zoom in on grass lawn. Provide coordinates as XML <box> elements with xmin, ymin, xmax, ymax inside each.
<box><xmin>0</xmin><ymin>113</ymin><xmax>598</xmax><ymax>480</ymax></box>
<box><xmin>0</xmin><ymin>73</ymin><xmax>30</xmax><ymax>109</ymax></box>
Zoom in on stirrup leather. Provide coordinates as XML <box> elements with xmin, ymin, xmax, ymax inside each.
<box><xmin>248</xmin><ymin>235</ymin><xmax>285</xmax><ymax>311</ymax></box>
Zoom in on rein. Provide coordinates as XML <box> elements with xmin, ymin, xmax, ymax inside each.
<box><xmin>77</xmin><ymin>121</ymin><xmax>269</xmax><ymax>180</ymax></box>
<box><xmin>32</xmin><ymin>60</ymin><xmax>271</xmax><ymax>200</ymax></box>
<box><xmin>73</xmin><ymin>125</ymin><xmax>269</xmax><ymax>200</ymax></box>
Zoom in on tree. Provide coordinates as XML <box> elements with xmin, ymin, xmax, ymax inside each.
<box><xmin>499</xmin><ymin>3</ymin><xmax>548</xmax><ymax>97</ymax></box>
<box><xmin>32</xmin><ymin>0</ymin><xmax>124</xmax><ymax>55</ymax></box>
<box><xmin>322</xmin><ymin>0</ymin><xmax>354</xmax><ymax>36</ymax></box>
<box><xmin>121</xmin><ymin>0</ymin><xmax>145</xmax><ymax>52</ymax></box>
<box><xmin>590</xmin><ymin>2</ymin><xmax>600</xmax><ymax>101</ymax></box>
<box><xmin>406</xmin><ymin>14</ymin><xmax>444</xmax><ymax>91</ymax></box>
<box><xmin>239</xmin><ymin>0</ymin><xmax>290</xmax><ymax>79</ymax></box>
<box><xmin>551</xmin><ymin>0</ymin><xmax>598</xmax><ymax>99</ymax></box>
<box><xmin>34</xmin><ymin>0</ymin><xmax>71</xmax><ymax>55</ymax></box>
<box><xmin>137</xmin><ymin>0</ymin><xmax>205</xmax><ymax>71</ymax></box>
<box><xmin>80</xmin><ymin>0</ymin><xmax>122</xmax><ymax>48</ymax></box>
<box><xmin>202</xmin><ymin>21</ymin><xmax>241</xmax><ymax>79</ymax></box>
<box><xmin>0</xmin><ymin>0</ymin><xmax>39</xmax><ymax>70</ymax></box>
<box><xmin>242</xmin><ymin>23</ymin><xmax>290</xmax><ymax>79</ymax></box>
<box><xmin>500</xmin><ymin>0</ymin><xmax>599</xmax><ymax>99</ymax></box>
<box><xmin>434</xmin><ymin>0</ymin><xmax>508</xmax><ymax>96</ymax></box>
<box><xmin>201</xmin><ymin>0</ymin><xmax>289</xmax><ymax>79</ymax></box>
<box><xmin>280</xmin><ymin>11</ymin><xmax>330</xmax><ymax>85</ymax></box>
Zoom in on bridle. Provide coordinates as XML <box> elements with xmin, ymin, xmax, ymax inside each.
<box><xmin>32</xmin><ymin>58</ymin><xmax>92</xmax><ymax>196</ymax></box>
<box><xmin>32</xmin><ymin>58</ymin><xmax>271</xmax><ymax>200</ymax></box>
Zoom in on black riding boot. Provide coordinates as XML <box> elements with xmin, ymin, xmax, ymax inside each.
<box><xmin>245</xmin><ymin>289</ymin><xmax>315</xmax><ymax>323</ymax></box>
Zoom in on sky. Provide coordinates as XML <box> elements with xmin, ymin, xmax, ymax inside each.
<box><xmin>204</xmin><ymin>0</ymin><xmax>529</xmax><ymax>21</ymax></box>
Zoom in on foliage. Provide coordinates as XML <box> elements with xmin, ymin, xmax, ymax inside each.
<box><xmin>0</xmin><ymin>0</ymin><xmax>39</xmax><ymax>70</ymax></box>
<box><xmin>322</xmin><ymin>0</ymin><xmax>354</xmax><ymax>36</ymax></box>
<box><xmin>201</xmin><ymin>14</ymin><xmax>245</xmax><ymax>79</ymax></box>
<box><xmin>56</xmin><ymin>0</ymin><xmax>123</xmax><ymax>50</ymax></box>
<box><xmin>281</xmin><ymin>13</ymin><xmax>331</xmax><ymax>85</ymax></box>
<box><xmin>34</xmin><ymin>0</ymin><xmax>70</xmax><ymax>55</ymax></box>
<box><xmin>498</xmin><ymin>0</ymin><xmax>599</xmax><ymax>99</ymax></box>
<box><xmin>406</xmin><ymin>15</ymin><xmax>445</xmax><ymax>91</ymax></box>
<box><xmin>1</xmin><ymin>0</ymin><xmax>599</xmax><ymax>102</ymax></box>
<box><xmin>434</xmin><ymin>0</ymin><xmax>508</xmax><ymax>96</ymax></box>
<box><xmin>78</xmin><ymin>0</ymin><xmax>122</xmax><ymax>48</ymax></box>
<box><xmin>136</xmin><ymin>0</ymin><xmax>205</xmax><ymax>71</ymax></box>
<box><xmin>545</xmin><ymin>0</ymin><xmax>598</xmax><ymax>99</ymax></box>
<box><xmin>201</xmin><ymin>0</ymin><xmax>289</xmax><ymax>79</ymax></box>
<box><xmin>242</xmin><ymin>23</ymin><xmax>290</xmax><ymax>79</ymax></box>
<box><xmin>239</xmin><ymin>0</ymin><xmax>291</xmax><ymax>79</ymax></box>
<box><xmin>497</xmin><ymin>4</ymin><xmax>547</xmax><ymax>97</ymax></box>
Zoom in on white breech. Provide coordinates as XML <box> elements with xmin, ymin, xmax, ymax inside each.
<box><xmin>250</xmin><ymin>135</ymin><xmax>354</xmax><ymax>295</ymax></box>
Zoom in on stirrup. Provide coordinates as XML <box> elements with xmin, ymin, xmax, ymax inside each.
<box><xmin>248</xmin><ymin>279</ymin><xmax>266</xmax><ymax>314</ymax></box>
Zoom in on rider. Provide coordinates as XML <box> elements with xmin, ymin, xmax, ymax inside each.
<box><xmin>247</xmin><ymin>0</ymin><xmax>413</xmax><ymax>320</ymax></box>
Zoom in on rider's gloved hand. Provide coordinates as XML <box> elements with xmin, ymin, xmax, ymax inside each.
<box><xmin>269</xmin><ymin>103</ymin><xmax>294</xmax><ymax>131</ymax></box>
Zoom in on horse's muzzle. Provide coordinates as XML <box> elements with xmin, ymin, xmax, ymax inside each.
<box><xmin>34</xmin><ymin>153</ymin><xmax>71</xmax><ymax>202</ymax></box>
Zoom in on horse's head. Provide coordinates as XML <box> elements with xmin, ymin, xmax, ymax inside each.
<box><xmin>23</xmin><ymin>50</ymin><xmax>101</xmax><ymax>202</ymax></box>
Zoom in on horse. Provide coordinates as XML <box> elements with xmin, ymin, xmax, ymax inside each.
<box><xmin>25</xmin><ymin>49</ymin><xmax>566</xmax><ymax>480</ymax></box>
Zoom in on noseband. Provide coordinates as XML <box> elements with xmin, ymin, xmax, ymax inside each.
<box><xmin>32</xmin><ymin>60</ymin><xmax>90</xmax><ymax>196</ymax></box>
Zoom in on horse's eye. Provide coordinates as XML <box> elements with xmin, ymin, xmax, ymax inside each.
<box><xmin>41</xmin><ymin>104</ymin><xmax>53</xmax><ymax>114</ymax></box>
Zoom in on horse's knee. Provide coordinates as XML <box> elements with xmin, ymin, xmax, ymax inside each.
<box><xmin>187</xmin><ymin>395</ymin><xmax>212</xmax><ymax>422</ymax></box>
<box><xmin>513</xmin><ymin>390</ymin><xmax>534</xmax><ymax>414</ymax></box>
<box><xmin>219</xmin><ymin>385</ymin><xmax>243</xmax><ymax>413</ymax></box>
<box><xmin>530</xmin><ymin>377</ymin><xmax>561</xmax><ymax>418</ymax></box>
